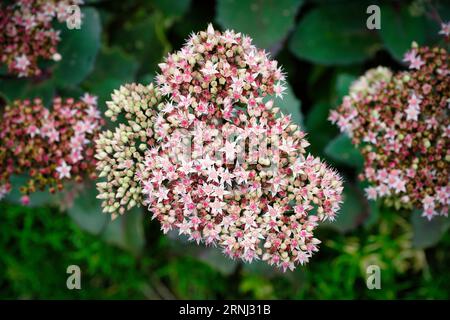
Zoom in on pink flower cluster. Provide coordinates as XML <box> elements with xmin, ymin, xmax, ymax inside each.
<box><xmin>144</xmin><ymin>109</ymin><xmax>343</xmax><ymax>271</ymax></box>
<box><xmin>329</xmin><ymin>42</ymin><xmax>449</xmax><ymax>220</ymax></box>
<box><xmin>0</xmin><ymin>94</ymin><xmax>103</xmax><ymax>204</ymax></box>
<box><xmin>0</xmin><ymin>0</ymin><xmax>83</xmax><ymax>77</ymax></box>
<box><xmin>97</xmin><ymin>25</ymin><xmax>343</xmax><ymax>271</ymax></box>
<box><xmin>156</xmin><ymin>24</ymin><xmax>286</xmax><ymax>121</ymax></box>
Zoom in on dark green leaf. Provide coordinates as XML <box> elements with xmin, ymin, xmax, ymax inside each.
<box><xmin>216</xmin><ymin>0</ymin><xmax>304</xmax><ymax>49</ymax></box>
<box><xmin>305</xmin><ymin>102</ymin><xmax>337</xmax><ymax>155</ymax></box>
<box><xmin>323</xmin><ymin>182</ymin><xmax>365</xmax><ymax>233</ymax></box>
<box><xmin>289</xmin><ymin>4</ymin><xmax>380</xmax><ymax>65</ymax></box>
<box><xmin>411</xmin><ymin>211</ymin><xmax>450</xmax><ymax>249</ymax></box>
<box><xmin>53</xmin><ymin>8</ymin><xmax>101</xmax><ymax>87</ymax></box>
<box><xmin>335</xmin><ymin>73</ymin><xmax>357</xmax><ymax>102</ymax></box>
<box><xmin>0</xmin><ymin>78</ymin><xmax>55</xmax><ymax>106</ymax></box>
<box><xmin>83</xmin><ymin>46</ymin><xmax>138</xmax><ymax>108</ymax></box>
<box><xmin>112</xmin><ymin>14</ymin><xmax>167</xmax><ymax>72</ymax></box>
<box><xmin>101</xmin><ymin>207</ymin><xmax>145</xmax><ymax>256</ymax></box>
<box><xmin>325</xmin><ymin>133</ymin><xmax>364</xmax><ymax>168</ymax></box>
<box><xmin>67</xmin><ymin>183</ymin><xmax>108</xmax><ymax>235</ymax></box>
<box><xmin>379</xmin><ymin>4</ymin><xmax>427</xmax><ymax>62</ymax></box>
<box><xmin>275</xmin><ymin>82</ymin><xmax>303</xmax><ymax>128</ymax></box>
<box><xmin>197</xmin><ymin>248</ymin><xmax>237</xmax><ymax>276</ymax></box>
<box><xmin>153</xmin><ymin>0</ymin><xmax>191</xmax><ymax>18</ymax></box>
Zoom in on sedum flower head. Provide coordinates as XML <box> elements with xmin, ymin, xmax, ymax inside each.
<box><xmin>330</xmin><ymin>43</ymin><xmax>449</xmax><ymax>220</ymax></box>
<box><xmin>0</xmin><ymin>0</ymin><xmax>84</xmax><ymax>78</ymax></box>
<box><xmin>0</xmin><ymin>94</ymin><xmax>102</xmax><ymax>203</ymax></box>
<box><xmin>96</xmin><ymin>25</ymin><xmax>343</xmax><ymax>271</ymax></box>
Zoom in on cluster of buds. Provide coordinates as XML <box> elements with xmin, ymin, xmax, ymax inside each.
<box><xmin>96</xmin><ymin>25</ymin><xmax>343</xmax><ymax>271</ymax></box>
<box><xmin>0</xmin><ymin>94</ymin><xmax>103</xmax><ymax>204</ymax></box>
<box><xmin>95</xmin><ymin>83</ymin><xmax>164</xmax><ymax>217</ymax></box>
<box><xmin>329</xmin><ymin>41</ymin><xmax>449</xmax><ymax>220</ymax></box>
<box><xmin>0</xmin><ymin>0</ymin><xmax>84</xmax><ymax>77</ymax></box>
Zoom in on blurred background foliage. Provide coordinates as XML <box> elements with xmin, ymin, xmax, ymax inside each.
<box><xmin>0</xmin><ymin>0</ymin><xmax>449</xmax><ymax>299</ymax></box>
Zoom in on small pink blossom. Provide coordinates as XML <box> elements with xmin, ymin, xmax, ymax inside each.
<box><xmin>56</xmin><ymin>161</ymin><xmax>72</xmax><ymax>179</ymax></box>
<box><xmin>439</xmin><ymin>22</ymin><xmax>450</xmax><ymax>37</ymax></box>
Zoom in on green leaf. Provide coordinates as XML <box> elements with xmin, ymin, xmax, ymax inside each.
<box><xmin>242</xmin><ymin>260</ymin><xmax>283</xmax><ymax>277</ymax></box>
<box><xmin>101</xmin><ymin>207</ymin><xmax>145</xmax><ymax>256</ymax></box>
<box><xmin>358</xmin><ymin>180</ymin><xmax>381</xmax><ymax>229</ymax></box>
<box><xmin>67</xmin><ymin>183</ymin><xmax>108</xmax><ymax>235</ymax></box>
<box><xmin>153</xmin><ymin>0</ymin><xmax>191</xmax><ymax>18</ymax></box>
<box><xmin>53</xmin><ymin>7</ymin><xmax>101</xmax><ymax>87</ymax></box>
<box><xmin>67</xmin><ymin>182</ymin><xmax>145</xmax><ymax>255</ymax></box>
<box><xmin>379</xmin><ymin>4</ymin><xmax>427</xmax><ymax>62</ymax></box>
<box><xmin>83</xmin><ymin>46</ymin><xmax>138</xmax><ymax>108</ymax></box>
<box><xmin>305</xmin><ymin>102</ymin><xmax>337</xmax><ymax>155</ymax></box>
<box><xmin>197</xmin><ymin>248</ymin><xmax>237</xmax><ymax>276</ymax></box>
<box><xmin>112</xmin><ymin>14</ymin><xmax>167</xmax><ymax>71</ymax></box>
<box><xmin>325</xmin><ymin>133</ymin><xmax>364</xmax><ymax>168</ymax></box>
<box><xmin>335</xmin><ymin>73</ymin><xmax>357</xmax><ymax>102</ymax></box>
<box><xmin>323</xmin><ymin>182</ymin><xmax>365</xmax><ymax>233</ymax></box>
<box><xmin>216</xmin><ymin>0</ymin><xmax>304</xmax><ymax>49</ymax></box>
<box><xmin>411</xmin><ymin>211</ymin><xmax>450</xmax><ymax>249</ymax></box>
<box><xmin>0</xmin><ymin>78</ymin><xmax>55</xmax><ymax>106</ymax></box>
<box><xmin>275</xmin><ymin>82</ymin><xmax>303</xmax><ymax>128</ymax></box>
<box><xmin>289</xmin><ymin>4</ymin><xmax>380</xmax><ymax>65</ymax></box>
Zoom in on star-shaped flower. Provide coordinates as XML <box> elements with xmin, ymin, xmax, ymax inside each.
<box><xmin>439</xmin><ymin>21</ymin><xmax>450</xmax><ymax>37</ymax></box>
<box><xmin>209</xmin><ymin>198</ymin><xmax>226</xmax><ymax>215</ymax></box>
<box><xmin>15</xmin><ymin>54</ymin><xmax>30</xmax><ymax>71</ymax></box>
<box><xmin>81</xmin><ymin>93</ymin><xmax>98</xmax><ymax>106</ymax></box>
<box><xmin>220</xmin><ymin>140</ymin><xmax>238</xmax><ymax>162</ymax></box>
<box><xmin>56</xmin><ymin>161</ymin><xmax>72</xmax><ymax>179</ymax></box>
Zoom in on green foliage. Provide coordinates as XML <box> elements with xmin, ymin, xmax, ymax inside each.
<box><xmin>53</xmin><ymin>8</ymin><xmax>102</xmax><ymax>87</ymax></box>
<box><xmin>411</xmin><ymin>212</ymin><xmax>450</xmax><ymax>249</ymax></box>
<box><xmin>325</xmin><ymin>134</ymin><xmax>364</xmax><ymax>168</ymax></box>
<box><xmin>216</xmin><ymin>0</ymin><xmax>304</xmax><ymax>49</ymax></box>
<box><xmin>289</xmin><ymin>3</ymin><xmax>380</xmax><ymax>65</ymax></box>
<box><xmin>157</xmin><ymin>256</ymin><xmax>228</xmax><ymax>299</ymax></box>
<box><xmin>67</xmin><ymin>184</ymin><xmax>145</xmax><ymax>255</ymax></box>
<box><xmin>0</xmin><ymin>203</ymin><xmax>149</xmax><ymax>299</ymax></box>
<box><xmin>1</xmin><ymin>201</ymin><xmax>448</xmax><ymax>299</ymax></box>
<box><xmin>323</xmin><ymin>183</ymin><xmax>366</xmax><ymax>233</ymax></box>
<box><xmin>0</xmin><ymin>78</ymin><xmax>55</xmax><ymax>106</ymax></box>
<box><xmin>274</xmin><ymin>82</ymin><xmax>303</xmax><ymax>127</ymax></box>
<box><xmin>153</xmin><ymin>0</ymin><xmax>192</xmax><ymax>19</ymax></box>
<box><xmin>83</xmin><ymin>47</ymin><xmax>139</xmax><ymax>109</ymax></box>
<box><xmin>379</xmin><ymin>4</ymin><xmax>427</xmax><ymax>61</ymax></box>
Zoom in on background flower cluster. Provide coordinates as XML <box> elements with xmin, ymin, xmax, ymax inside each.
<box><xmin>0</xmin><ymin>94</ymin><xmax>103</xmax><ymax>204</ymax></box>
<box><xmin>330</xmin><ymin>41</ymin><xmax>449</xmax><ymax>220</ymax></box>
<box><xmin>0</xmin><ymin>0</ymin><xmax>84</xmax><ymax>78</ymax></box>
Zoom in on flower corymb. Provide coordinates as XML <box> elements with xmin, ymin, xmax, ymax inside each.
<box><xmin>0</xmin><ymin>0</ymin><xmax>84</xmax><ymax>78</ymax></box>
<box><xmin>0</xmin><ymin>94</ymin><xmax>103</xmax><ymax>203</ymax></box>
<box><xmin>329</xmin><ymin>43</ymin><xmax>449</xmax><ymax>220</ymax></box>
<box><xmin>95</xmin><ymin>24</ymin><xmax>344</xmax><ymax>271</ymax></box>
